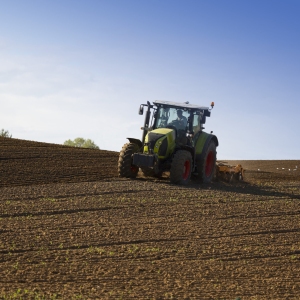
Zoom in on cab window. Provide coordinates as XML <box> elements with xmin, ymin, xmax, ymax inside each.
<box><xmin>193</xmin><ymin>113</ymin><xmax>201</xmax><ymax>134</ymax></box>
<box><xmin>155</xmin><ymin>107</ymin><xmax>189</xmax><ymax>130</ymax></box>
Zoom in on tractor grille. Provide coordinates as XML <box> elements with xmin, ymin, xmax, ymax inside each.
<box><xmin>158</xmin><ymin>138</ymin><xmax>168</xmax><ymax>156</ymax></box>
<box><xmin>146</xmin><ymin>133</ymin><xmax>165</xmax><ymax>151</ymax></box>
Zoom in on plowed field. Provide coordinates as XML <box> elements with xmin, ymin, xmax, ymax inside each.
<box><xmin>0</xmin><ymin>137</ymin><xmax>300</xmax><ymax>299</ymax></box>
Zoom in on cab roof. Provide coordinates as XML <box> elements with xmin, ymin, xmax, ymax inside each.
<box><xmin>153</xmin><ymin>100</ymin><xmax>211</xmax><ymax>117</ymax></box>
<box><xmin>153</xmin><ymin>100</ymin><xmax>209</xmax><ymax>111</ymax></box>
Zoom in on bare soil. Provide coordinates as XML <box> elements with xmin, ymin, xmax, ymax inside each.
<box><xmin>0</xmin><ymin>137</ymin><xmax>299</xmax><ymax>299</ymax></box>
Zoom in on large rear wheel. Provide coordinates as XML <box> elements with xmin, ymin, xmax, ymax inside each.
<box><xmin>170</xmin><ymin>150</ymin><xmax>192</xmax><ymax>185</ymax></box>
<box><xmin>118</xmin><ymin>143</ymin><xmax>139</xmax><ymax>178</ymax></box>
<box><xmin>198</xmin><ymin>141</ymin><xmax>216</xmax><ymax>183</ymax></box>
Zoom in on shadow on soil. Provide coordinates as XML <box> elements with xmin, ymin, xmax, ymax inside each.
<box><xmin>135</xmin><ymin>171</ymin><xmax>300</xmax><ymax>201</ymax></box>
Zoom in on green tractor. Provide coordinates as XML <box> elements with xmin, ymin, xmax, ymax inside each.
<box><xmin>118</xmin><ymin>100</ymin><xmax>218</xmax><ymax>185</ymax></box>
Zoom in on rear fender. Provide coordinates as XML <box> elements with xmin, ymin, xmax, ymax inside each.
<box><xmin>195</xmin><ymin>132</ymin><xmax>218</xmax><ymax>160</ymax></box>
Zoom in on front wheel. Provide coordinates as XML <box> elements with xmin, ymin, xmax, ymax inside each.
<box><xmin>198</xmin><ymin>141</ymin><xmax>216</xmax><ymax>183</ymax></box>
<box><xmin>170</xmin><ymin>150</ymin><xmax>192</xmax><ymax>185</ymax></box>
<box><xmin>118</xmin><ymin>143</ymin><xmax>139</xmax><ymax>178</ymax></box>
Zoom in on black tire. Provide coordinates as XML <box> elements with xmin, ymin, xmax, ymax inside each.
<box><xmin>170</xmin><ymin>150</ymin><xmax>192</xmax><ymax>185</ymax></box>
<box><xmin>198</xmin><ymin>141</ymin><xmax>216</xmax><ymax>183</ymax></box>
<box><xmin>118</xmin><ymin>143</ymin><xmax>139</xmax><ymax>178</ymax></box>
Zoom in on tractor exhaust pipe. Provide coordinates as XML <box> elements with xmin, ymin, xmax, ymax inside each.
<box><xmin>141</xmin><ymin>101</ymin><xmax>152</xmax><ymax>144</ymax></box>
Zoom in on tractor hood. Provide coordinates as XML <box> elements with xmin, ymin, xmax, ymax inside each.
<box><xmin>143</xmin><ymin>128</ymin><xmax>176</xmax><ymax>159</ymax></box>
<box><xmin>149</xmin><ymin>128</ymin><xmax>175</xmax><ymax>136</ymax></box>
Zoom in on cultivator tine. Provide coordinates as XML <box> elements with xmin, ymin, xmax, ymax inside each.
<box><xmin>216</xmin><ymin>163</ymin><xmax>245</xmax><ymax>182</ymax></box>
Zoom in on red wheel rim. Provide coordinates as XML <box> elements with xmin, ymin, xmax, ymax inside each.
<box><xmin>183</xmin><ymin>160</ymin><xmax>191</xmax><ymax>180</ymax></box>
<box><xmin>205</xmin><ymin>151</ymin><xmax>214</xmax><ymax>177</ymax></box>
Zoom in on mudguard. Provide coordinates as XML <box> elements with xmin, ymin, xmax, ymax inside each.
<box><xmin>195</xmin><ymin>132</ymin><xmax>218</xmax><ymax>160</ymax></box>
<box><xmin>126</xmin><ymin>138</ymin><xmax>143</xmax><ymax>150</ymax></box>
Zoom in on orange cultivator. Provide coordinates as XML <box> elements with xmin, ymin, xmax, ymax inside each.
<box><xmin>215</xmin><ymin>162</ymin><xmax>245</xmax><ymax>182</ymax></box>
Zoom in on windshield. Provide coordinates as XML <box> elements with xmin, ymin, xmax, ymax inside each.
<box><xmin>154</xmin><ymin>107</ymin><xmax>190</xmax><ymax>131</ymax></box>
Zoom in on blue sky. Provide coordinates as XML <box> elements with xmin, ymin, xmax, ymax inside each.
<box><xmin>0</xmin><ymin>0</ymin><xmax>299</xmax><ymax>159</ymax></box>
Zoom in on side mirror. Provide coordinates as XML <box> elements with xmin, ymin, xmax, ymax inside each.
<box><xmin>138</xmin><ymin>105</ymin><xmax>144</xmax><ymax>115</ymax></box>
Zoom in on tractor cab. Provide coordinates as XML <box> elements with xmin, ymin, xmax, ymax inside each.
<box><xmin>151</xmin><ymin>100</ymin><xmax>211</xmax><ymax>146</ymax></box>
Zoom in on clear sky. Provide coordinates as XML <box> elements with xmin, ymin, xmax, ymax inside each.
<box><xmin>0</xmin><ymin>0</ymin><xmax>299</xmax><ymax>159</ymax></box>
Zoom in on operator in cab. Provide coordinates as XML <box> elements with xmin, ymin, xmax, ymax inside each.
<box><xmin>176</xmin><ymin>109</ymin><xmax>187</xmax><ymax>129</ymax></box>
